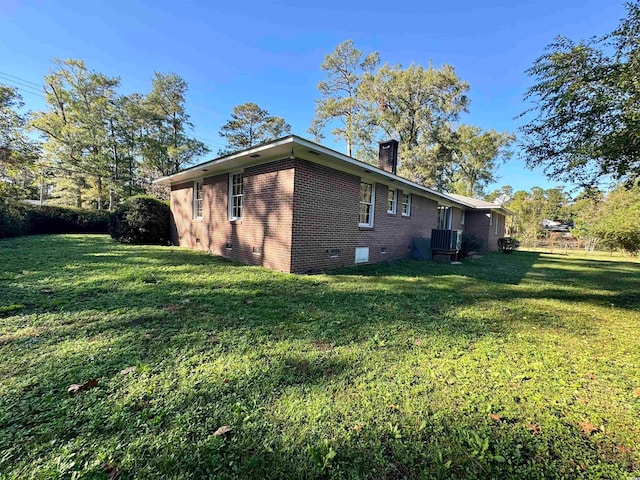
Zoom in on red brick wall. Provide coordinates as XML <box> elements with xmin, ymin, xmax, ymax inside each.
<box><xmin>451</xmin><ymin>207</ymin><xmax>464</xmax><ymax>231</ymax></box>
<box><xmin>462</xmin><ymin>210</ymin><xmax>506</xmax><ymax>251</ymax></box>
<box><xmin>290</xmin><ymin>159</ymin><xmax>439</xmax><ymax>272</ymax></box>
<box><xmin>170</xmin><ymin>159</ymin><xmax>295</xmax><ymax>272</ymax></box>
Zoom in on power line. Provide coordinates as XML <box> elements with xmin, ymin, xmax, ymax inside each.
<box><xmin>0</xmin><ymin>77</ymin><xmax>46</xmax><ymax>99</ymax></box>
<box><xmin>0</xmin><ymin>71</ymin><xmax>42</xmax><ymax>87</ymax></box>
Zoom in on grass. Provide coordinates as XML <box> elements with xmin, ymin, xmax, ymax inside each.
<box><xmin>1</xmin><ymin>235</ymin><xmax>639</xmax><ymax>479</ymax></box>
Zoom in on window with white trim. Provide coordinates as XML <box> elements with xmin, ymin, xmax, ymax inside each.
<box><xmin>437</xmin><ymin>206</ymin><xmax>452</xmax><ymax>229</ymax></box>
<box><xmin>460</xmin><ymin>210</ymin><xmax>465</xmax><ymax>225</ymax></box>
<box><xmin>359</xmin><ymin>181</ymin><xmax>375</xmax><ymax>227</ymax></box>
<box><xmin>387</xmin><ymin>188</ymin><xmax>397</xmax><ymax>214</ymax></box>
<box><xmin>401</xmin><ymin>193</ymin><xmax>411</xmax><ymax>216</ymax></box>
<box><xmin>193</xmin><ymin>180</ymin><xmax>203</xmax><ymax>219</ymax></box>
<box><xmin>495</xmin><ymin>212</ymin><xmax>499</xmax><ymax>235</ymax></box>
<box><xmin>228</xmin><ymin>172</ymin><xmax>243</xmax><ymax>221</ymax></box>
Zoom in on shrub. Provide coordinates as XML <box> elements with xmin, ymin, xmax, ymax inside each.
<box><xmin>460</xmin><ymin>232</ymin><xmax>484</xmax><ymax>257</ymax></box>
<box><xmin>497</xmin><ymin>237</ymin><xmax>520</xmax><ymax>254</ymax></box>
<box><xmin>0</xmin><ymin>200</ymin><xmax>109</xmax><ymax>238</ymax></box>
<box><xmin>109</xmin><ymin>195</ymin><xmax>170</xmax><ymax>245</ymax></box>
<box><xmin>0</xmin><ymin>198</ymin><xmax>29</xmax><ymax>238</ymax></box>
<box><xmin>27</xmin><ymin>206</ymin><xmax>110</xmax><ymax>234</ymax></box>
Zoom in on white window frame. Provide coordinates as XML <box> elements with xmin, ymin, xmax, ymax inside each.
<box><xmin>228</xmin><ymin>171</ymin><xmax>244</xmax><ymax>221</ymax></box>
<box><xmin>387</xmin><ymin>188</ymin><xmax>397</xmax><ymax>214</ymax></box>
<box><xmin>401</xmin><ymin>193</ymin><xmax>411</xmax><ymax>217</ymax></box>
<box><xmin>193</xmin><ymin>179</ymin><xmax>203</xmax><ymax>220</ymax></box>
<box><xmin>495</xmin><ymin>212</ymin><xmax>499</xmax><ymax>235</ymax></box>
<box><xmin>437</xmin><ymin>206</ymin><xmax>452</xmax><ymax>229</ymax></box>
<box><xmin>461</xmin><ymin>210</ymin><xmax>465</xmax><ymax>226</ymax></box>
<box><xmin>359</xmin><ymin>181</ymin><xmax>375</xmax><ymax>227</ymax></box>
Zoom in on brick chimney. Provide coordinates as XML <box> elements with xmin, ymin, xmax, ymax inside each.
<box><xmin>378</xmin><ymin>139</ymin><xmax>399</xmax><ymax>175</ymax></box>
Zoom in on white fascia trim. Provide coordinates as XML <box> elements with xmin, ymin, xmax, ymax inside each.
<box><xmin>153</xmin><ymin>136</ymin><xmax>296</xmax><ymax>185</ymax></box>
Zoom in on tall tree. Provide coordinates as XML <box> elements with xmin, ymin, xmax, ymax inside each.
<box><xmin>142</xmin><ymin>72</ymin><xmax>208</xmax><ymax>177</ymax></box>
<box><xmin>360</xmin><ymin>63</ymin><xmax>470</xmax><ymax>186</ymax></box>
<box><xmin>0</xmin><ymin>84</ymin><xmax>40</xmax><ymax>198</ymax></box>
<box><xmin>448</xmin><ymin>125</ymin><xmax>514</xmax><ymax>196</ymax></box>
<box><xmin>310</xmin><ymin>40</ymin><xmax>379</xmax><ymax>157</ymax></box>
<box><xmin>520</xmin><ymin>1</ymin><xmax>640</xmax><ymax>187</ymax></box>
<box><xmin>31</xmin><ymin>59</ymin><xmax>120</xmax><ymax>208</ymax></box>
<box><xmin>219</xmin><ymin>102</ymin><xmax>290</xmax><ymax>153</ymax></box>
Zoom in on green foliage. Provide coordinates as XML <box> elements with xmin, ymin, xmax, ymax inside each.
<box><xmin>502</xmin><ymin>187</ymin><xmax>571</xmax><ymax>246</ymax></box>
<box><xmin>219</xmin><ymin>102</ymin><xmax>291</xmax><ymax>154</ymax></box>
<box><xmin>0</xmin><ymin>84</ymin><xmax>41</xmax><ymax>199</ymax></box>
<box><xmin>29</xmin><ymin>61</ymin><xmax>207</xmax><ymax>208</ymax></box>
<box><xmin>1</xmin><ymin>235</ymin><xmax>639</xmax><ymax>478</ymax></box>
<box><xmin>310</xmin><ymin>40</ymin><xmax>380</xmax><ymax>156</ymax></box>
<box><xmin>460</xmin><ymin>232</ymin><xmax>484</xmax><ymax>256</ymax></box>
<box><xmin>590</xmin><ymin>185</ymin><xmax>640</xmax><ymax>253</ymax></box>
<box><xmin>0</xmin><ymin>199</ymin><xmax>109</xmax><ymax>238</ymax></box>
<box><xmin>448</xmin><ymin>125</ymin><xmax>514</xmax><ymax>196</ymax></box>
<box><xmin>497</xmin><ymin>237</ymin><xmax>520</xmax><ymax>254</ymax></box>
<box><xmin>108</xmin><ymin>195</ymin><xmax>170</xmax><ymax>244</ymax></box>
<box><xmin>27</xmin><ymin>206</ymin><xmax>110</xmax><ymax>235</ymax></box>
<box><xmin>521</xmin><ymin>2</ymin><xmax>640</xmax><ymax>186</ymax></box>
<box><xmin>362</xmin><ymin>63</ymin><xmax>471</xmax><ymax>186</ymax></box>
<box><xmin>0</xmin><ymin>197</ymin><xmax>29</xmax><ymax>238</ymax></box>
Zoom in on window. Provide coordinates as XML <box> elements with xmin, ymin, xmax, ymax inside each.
<box><xmin>193</xmin><ymin>180</ymin><xmax>203</xmax><ymax>219</ymax></box>
<box><xmin>387</xmin><ymin>188</ymin><xmax>397</xmax><ymax>214</ymax></box>
<box><xmin>229</xmin><ymin>172</ymin><xmax>243</xmax><ymax>220</ymax></box>
<box><xmin>355</xmin><ymin>247</ymin><xmax>369</xmax><ymax>263</ymax></box>
<box><xmin>359</xmin><ymin>181</ymin><xmax>375</xmax><ymax>227</ymax></box>
<box><xmin>437</xmin><ymin>206</ymin><xmax>452</xmax><ymax>229</ymax></box>
<box><xmin>402</xmin><ymin>193</ymin><xmax>411</xmax><ymax>216</ymax></box>
<box><xmin>495</xmin><ymin>212</ymin><xmax>499</xmax><ymax>235</ymax></box>
<box><xmin>461</xmin><ymin>210</ymin><xmax>465</xmax><ymax>226</ymax></box>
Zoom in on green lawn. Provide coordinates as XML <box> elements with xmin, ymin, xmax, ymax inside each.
<box><xmin>1</xmin><ymin>235</ymin><xmax>639</xmax><ymax>479</ymax></box>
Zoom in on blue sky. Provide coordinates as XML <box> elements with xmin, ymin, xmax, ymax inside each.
<box><xmin>0</xmin><ymin>0</ymin><xmax>627</xmax><ymax>194</ymax></box>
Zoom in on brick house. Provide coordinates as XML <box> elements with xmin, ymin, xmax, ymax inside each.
<box><xmin>154</xmin><ymin>135</ymin><xmax>511</xmax><ymax>273</ymax></box>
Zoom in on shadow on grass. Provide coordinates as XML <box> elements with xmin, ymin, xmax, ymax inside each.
<box><xmin>1</xmin><ymin>235</ymin><xmax>639</xmax><ymax>479</ymax></box>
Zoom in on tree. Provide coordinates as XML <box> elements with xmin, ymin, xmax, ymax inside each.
<box><xmin>310</xmin><ymin>40</ymin><xmax>379</xmax><ymax>156</ymax></box>
<box><xmin>219</xmin><ymin>102</ymin><xmax>290</xmax><ymax>153</ymax></box>
<box><xmin>520</xmin><ymin>2</ymin><xmax>640</xmax><ymax>187</ymax></box>
<box><xmin>360</xmin><ymin>63</ymin><xmax>470</xmax><ymax>187</ymax></box>
<box><xmin>570</xmin><ymin>187</ymin><xmax>604</xmax><ymax>251</ymax></box>
<box><xmin>31</xmin><ymin>59</ymin><xmax>120</xmax><ymax>209</ymax></box>
<box><xmin>0</xmin><ymin>84</ymin><xmax>40</xmax><ymax>198</ymax></box>
<box><xmin>590</xmin><ymin>185</ymin><xmax>640</xmax><ymax>253</ymax></box>
<box><xmin>448</xmin><ymin>125</ymin><xmax>514</xmax><ymax>196</ymax></box>
<box><xmin>142</xmin><ymin>72</ymin><xmax>208</xmax><ymax>177</ymax></box>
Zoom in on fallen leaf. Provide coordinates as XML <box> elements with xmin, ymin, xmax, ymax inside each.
<box><xmin>386</xmin><ymin>404</ymin><xmax>399</xmax><ymax>412</ymax></box>
<box><xmin>243</xmin><ymin>299</ymin><xmax>254</xmax><ymax>305</ymax></box>
<box><xmin>102</xmin><ymin>464</ymin><xmax>120</xmax><ymax>480</ymax></box>
<box><xmin>587</xmin><ymin>373</ymin><xmax>596</xmax><ymax>380</ymax></box>
<box><xmin>68</xmin><ymin>379</ymin><xmax>98</xmax><ymax>394</ymax></box>
<box><xmin>413</xmin><ymin>338</ymin><xmax>422</xmax><ymax>346</ymax></box>
<box><xmin>579</xmin><ymin>421</ymin><xmax>598</xmax><ymax>435</ymax></box>
<box><xmin>526</xmin><ymin>423</ymin><xmax>542</xmax><ymax>434</ymax></box>
<box><xmin>488</xmin><ymin>413</ymin><xmax>502</xmax><ymax>421</ymax></box>
<box><xmin>40</xmin><ymin>288</ymin><xmax>53</xmax><ymax>294</ymax></box>
<box><xmin>633</xmin><ymin>388</ymin><xmax>640</xmax><ymax>398</ymax></box>
<box><xmin>213</xmin><ymin>425</ymin><xmax>232</xmax><ymax>436</ymax></box>
<box><xmin>181</xmin><ymin>298</ymin><xmax>190</xmax><ymax>304</ymax></box>
<box><xmin>616</xmin><ymin>445</ymin><xmax>631</xmax><ymax>454</ymax></box>
<box><xmin>120</xmin><ymin>366</ymin><xmax>136</xmax><ymax>375</ymax></box>
<box><xmin>353</xmin><ymin>424</ymin><xmax>362</xmax><ymax>431</ymax></box>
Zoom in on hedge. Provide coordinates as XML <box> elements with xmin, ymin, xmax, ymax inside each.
<box><xmin>0</xmin><ymin>199</ymin><xmax>110</xmax><ymax>239</ymax></box>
